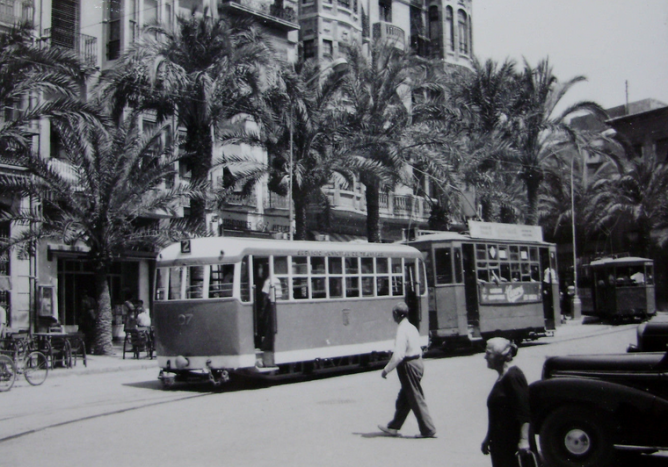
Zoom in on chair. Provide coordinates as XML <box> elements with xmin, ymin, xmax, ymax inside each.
<box><xmin>123</xmin><ymin>329</ymin><xmax>153</xmax><ymax>359</ymax></box>
<box><xmin>67</xmin><ymin>333</ymin><xmax>87</xmax><ymax>367</ymax></box>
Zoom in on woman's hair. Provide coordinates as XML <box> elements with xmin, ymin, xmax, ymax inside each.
<box><xmin>487</xmin><ymin>337</ymin><xmax>518</xmax><ymax>362</ymax></box>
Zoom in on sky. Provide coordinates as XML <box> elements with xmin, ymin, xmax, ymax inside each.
<box><xmin>472</xmin><ymin>0</ymin><xmax>668</xmax><ymax>113</ymax></box>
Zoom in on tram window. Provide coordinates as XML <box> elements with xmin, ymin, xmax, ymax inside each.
<box><xmin>489</xmin><ymin>263</ymin><xmax>501</xmax><ymax>283</ymax></box>
<box><xmin>477</xmin><ymin>269</ymin><xmax>489</xmax><ymax>282</ymax></box>
<box><xmin>509</xmin><ymin>246</ymin><xmax>519</xmax><ymax>261</ymax></box>
<box><xmin>530</xmin><ymin>264</ymin><xmax>540</xmax><ymax>282</ymax></box>
<box><xmin>186</xmin><ymin>266</ymin><xmax>204</xmax><ymax>299</ymax></box>
<box><xmin>292</xmin><ymin>257</ymin><xmax>308</xmax><ymax>275</ymax></box>
<box><xmin>168</xmin><ymin>267</ymin><xmax>182</xmax><ymax>300</ymax></box>
<box><xmin>311</xmin><ymin>277</ymin><xmax>326</xmax><ymax>298</ymax></box>
<box><xmin>345</xmin><ymin>257</ymin><xmax>359</xmax><ymax>274</ymax></box>
<box><xmin>391</xmin><ymin>258</ymin><xmax>402</xmax><ymax>274</ymax></box>
<box><xmin>209</xmin><ymin>264</ymin><xmax>234</xmax><ymax>298</ymax></box>
<box><xmin>498</xmin><ymin>246</ymin><xmax>508</xmax><ymax>260</ymax></box>
<box><xmin>329</xmin><ymin>277</ymin><xmax>343</xmax><ymax>298</ymax></box>
<box><xmin>377</xmin><ymin>277</ymin><xmax>390</xmax><ymax>296</ymax></box>
<box><xmin>361</xmin><ymin>257</ymin><xmax>374</xmax><ymax>274</ymax></box>
<box><xmin>377</xmin><ymin>257</ymin><xmax>389</xmax><ymax>274</ymax></box>
<box><xmin>521</xmin><ymin>263</ymin><xmax>531</xmax><ymax>281</ymax></box>
<box><xmin>500</xmin><ymin>263</ymin><xmax>511</xmax><ymax>282</ymax></box>
<box><xmin>346</xmin><ymin>277</ymin><xmax>360</xmax><ymax>297</ymax></box>
<box><xmin>392</xmin><ymin>276</ymin><xmax>404</xmax><ymax>296</ymax></box>
<box><xmin>646</xmin><ymin>265</ymin><xmax>654</xmax><ymax>285</ymax></box>
<box><xmin>487</xmin><ymin>244</ymin><xmax>499</xmax><ymax>261</ymax></box>
<box><xmin>454</xmin><ymin>248</ymin><xmax>463</xmax><ymax>283</ymax></box>
<box><xmin>362</xmin><ymin>277</ymin><xmax>374</xmax><ymax>296</ymax></box>
<box><xmin>530</xmin><ymin>248</ymin><xmax>538</xmax><ymax>262</ymax></box>
<box><xmin>476</xmin><ymin>244</ymin><xmax>487</xmax><ymax>260</ymax></box>
<box><xmin>240</xmin><ymin>256</ymin><xmax>250</xmax><ymax>302</ymax></box>
<box><xmin>155</xmin><ymin>268</ymin><xmax>167</xmax><ymax>300</ymax></box>
<box><xmin>293</xmin><ymin>278</ymin><xmax>309</xmax><ymax>299</ymax></box>
<box><xmin>520</xmin><ymin>246</ymin><xmax>529</xmax><ymax>261</ymax></box>
<box><xmin>435</xmin><ymin>248</ymin><xmax>453</xmax><ymax>284</ymax></box>
<box><xmin>274</xmin><ymin>256</ymin><xmax>289</xmax><ymax>275</ymax></box>
<box><xmin>312</xmin><ymin>257</ymin><xmax>326</xmax><ymax>274</ymax></box>
<box><xmin>511</xmin><ymin>263</ymin><xmax>521</xmax><ymax>282</ymax></box>
<box><xmin>329</xmin><ymin>257</ymin><xmax>343</xmax><ymax>274</ymax></box>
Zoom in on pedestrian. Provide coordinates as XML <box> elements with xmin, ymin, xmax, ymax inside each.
<box><xmin>80</xmin><ymin>292</ymin><xmax>97</xmax><ymax>352</ymax></box>
<box><xmin>378</xmin><ymin>302</ymin><xmax>437</xmax><ymax>438</ymax></box>
<box><xmin>136</xmin><ymin>300</ymin><xmax>151</xmax><ymax>328</ymax></box>
<box><xmin>481</xmin><ymin>337</ymin><xmax>531</xmax><ymax>467</ymax></box>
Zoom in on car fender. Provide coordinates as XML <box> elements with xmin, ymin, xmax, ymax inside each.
<box><xmin>529</xmin><ymin>378</ymin><xmax>668</xmax><ymax>438</ymax></box>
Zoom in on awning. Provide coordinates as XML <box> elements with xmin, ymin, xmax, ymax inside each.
<box><xmin>311</xmin><ymin>231</ymin><xmax>367</xmax><ymax>243</ymax></box>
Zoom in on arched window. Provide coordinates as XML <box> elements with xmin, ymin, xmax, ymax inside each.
<box><xmin>446</xmin><ymin>6</ymin><xmax>454</xmax><ymax>52</ymax></box>
<box><xmin>457</xmin><ymin>9</ymin><xmax>468</xmax><ymax>55</ymax></box>
<box><xmin>429</xmin><ymin>6</ymin><xmax>441</xmax><ymax>57</ymax></box>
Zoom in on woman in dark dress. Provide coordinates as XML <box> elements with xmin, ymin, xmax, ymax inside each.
<box><xmin>481</xmin><ymin>337</ymin><xmax>531</xmax><ymax>467</ymax></box>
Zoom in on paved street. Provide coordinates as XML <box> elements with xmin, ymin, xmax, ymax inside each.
<box><xmin>1</xmin><ymin>320</ymin><xmax>668</xmax><ymax>467</ymax></box>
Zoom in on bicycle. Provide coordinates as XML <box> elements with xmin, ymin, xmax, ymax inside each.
<box><xmin>0</xmin><ymin>336</ymin><xmax>49</xmax><ymax>391</ymax></box>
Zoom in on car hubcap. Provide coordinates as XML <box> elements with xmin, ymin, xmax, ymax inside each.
<box><xmin>564</xmin><ymin>428</ymin><xmax>591</xmax><ymax>455</ymax></box>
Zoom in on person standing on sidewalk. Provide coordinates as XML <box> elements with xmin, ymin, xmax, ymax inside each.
<box><xmin>378</xmin><ymin>302</ymin><xmax>437</xmax><ymax>438</ymax></box>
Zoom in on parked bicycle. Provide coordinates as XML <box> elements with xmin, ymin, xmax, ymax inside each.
<box><xmin>0</xmin><ymin>335</ymin><xmax>49</xmax><ymax>391</ymax></box>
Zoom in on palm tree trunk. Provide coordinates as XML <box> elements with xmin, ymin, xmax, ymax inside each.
<box><xmin>93</xmin><ymin>270</ymin><xmax>114</xmax><ymax>355</ymax></box>
<box><xmin>364</xmin><ymin>180</ymin><xmax>381</xmax><ymax>243</ymax></box>
<box><xmin>294</xmin><ymin>188</ymin><xmax>308</xmax><ymax>240</ymax></box>
<box><xmin>186</xmin><ymin>123</ymin><xmax>214</xmax><ymax>228</ymax></box>
<box><xmin>525</xmin><ymin>175</ymin><xmax>541</xmax><ymax>226</ymax></box>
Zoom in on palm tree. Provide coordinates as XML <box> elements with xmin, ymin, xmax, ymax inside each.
<box><xmin>339</xmin><ymin>41</ymin><xmax>427</xmax><ymax>242</ymax></box>
<box><xmin>0</xmin><ymin>22</ymin><xmax>95</xmax><ymax>153</ymax></box>
<box><xmin>586</xmin><ymin>151</ymin><xmax>668</xmax><ymax>256</ymax></box>
<box><xmin>96</xmin><ymin>10</ymin><xmax>272</xmax><ymax>227</ymax></box>
<box><xmin>1</xmin><ymin>112</ymin><xmax>197</xmax><ymax>354</ymax></box>
<box><xmin>257</xmin><ymin>60</ymin><xmax>373</xmax><ymax>240</ymax></box>
<box><xmin>505</xmin><ymin>59</ymin><xmax>608</xmax><ymax>225</ymax></box>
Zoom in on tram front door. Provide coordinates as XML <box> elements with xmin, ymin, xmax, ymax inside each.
<box><xmin>461</xmin><ymin>244</ymin><xmax>480</xmax><ymax>336</ymax></box>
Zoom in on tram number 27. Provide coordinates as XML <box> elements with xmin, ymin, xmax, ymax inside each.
<box><xmin>177</xmin><ymin>314</ymin><xmax>193</xmax><ymax>326</ymax></box>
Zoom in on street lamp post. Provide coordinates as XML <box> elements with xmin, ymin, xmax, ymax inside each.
<box><xmin>288</xmin><ymin>58</ymin><xmax>348</xmax><ymax>241</ymax></box>
<box><xmin>570</xmin><ymin>153</ymin><xmax>581</xmax><ymax>319</ymax></box>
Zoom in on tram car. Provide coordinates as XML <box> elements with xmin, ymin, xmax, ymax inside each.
<box><xmin>407</xmin><ymin>221</ymin><xmax>560</xmax><ymax>349</ymax></box>
<box><xmin>153</xmin><ymin>237</ymin><xmax>428</xmax><ymax>387</ymax></box>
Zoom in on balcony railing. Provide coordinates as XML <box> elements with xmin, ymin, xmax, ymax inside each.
<box><xmin>218</xmin><ymin>0</ymin><xmax>298</xmax><ymax>29</ymax></box>
<box><xmin>223</xmin><ymin>192</ymin><xmax>257</xmax><ymax>208</ymax></box>
<box><xmin>372</xmin><ymin>21</ymin><xmax>405</xmax><ymax>49</ymax></box>
<box><xmin>43</xmin><ymin>28</ymin><xmax>98</xmax><ymax>68</ymax></box>
<box><xmin>265</xmin><ymin>192</ymin><xmax>289</xmax><ymax>210</ymax></box>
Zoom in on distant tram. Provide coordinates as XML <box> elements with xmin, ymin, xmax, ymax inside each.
<box><xmin>153</xmin><ymin>237</ymin><xmax>428</xmax><ymax>387</ymax></box>
<box><xmin>579</xmin><ymin>256</ymin><xmax>656</xmax><ymax>322</ymax></box>
<box><xmin>408</xmin><ymin>221</ymin><xmax>560</xmax><ymax>348</ymax></box>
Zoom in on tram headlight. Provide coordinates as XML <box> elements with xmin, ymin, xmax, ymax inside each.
<box><xmin>175</xmin><ymin>356</ymin><xmax>189</xmax><ymax>369</ymax></box>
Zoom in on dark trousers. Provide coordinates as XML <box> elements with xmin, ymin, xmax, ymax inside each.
<box><xmin>387</xmin><ymin>358</ymin><xmax>436</xmax><ymax>436</ymax></box>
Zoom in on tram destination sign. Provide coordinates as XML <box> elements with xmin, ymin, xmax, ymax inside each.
<box><xmin>468</xmin><ymin>221</ymin><xmax>543</xmax><ymax>242</ymax></box>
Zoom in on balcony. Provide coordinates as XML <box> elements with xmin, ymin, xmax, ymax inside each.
<box><xmin>372</xmin><ymin>21</ymin><xmax>405</xmax><ymax>50</ymax></box>
<box><xmin>43</xmin><ymin>28</ymin><xmax>97</xmax><ymax>68</ymax></box>
<box><xmin>264</xmin><ymin>192</ymin><xmax>289</xmax><ymax>210</ymax></box>
<box><xmin>218</xmin><ymin>0</ymin><xmax>299</xmax><ymax>31</ymax></box>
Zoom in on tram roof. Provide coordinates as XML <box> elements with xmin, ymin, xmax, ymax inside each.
<box><xmin>157</xmin><ymin>237</ymin><xmax>423</xmax><ymax>266</ymax></box>
<box><xmin>588</xmin><ymin>256</ymin><xmax>653</xmax><ymax>267</ymax></box>
<box><xmin>407</xmin><ymin>231</ymin><xmax>553</xmax><ymax>246</ymax></box>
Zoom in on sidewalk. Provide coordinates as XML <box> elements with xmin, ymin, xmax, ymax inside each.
<box><xmin>48</xmin><ymin>340</ymin><xmax>159</xmax><ymax>379</ymax></box>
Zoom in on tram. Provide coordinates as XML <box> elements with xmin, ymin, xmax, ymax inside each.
<box><xmin>407</xmin><ymin>221</ymin><xmax>560</xmax><ymax>348</ymax></box>
<box><xmin>153</xmin><ymin>237</ymin><xmax>428</xmax><ymax>387</ymax></box>
<box><xmin>579</xmin><ymin>256</ymin><xmax>656</xmax><ymax>322</ymax></box>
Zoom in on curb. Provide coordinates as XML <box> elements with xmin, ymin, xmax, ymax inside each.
<box><xmin>47</xmin><ymin>358</ymin><xmax>158</xmax><ymax>379</ymax></box>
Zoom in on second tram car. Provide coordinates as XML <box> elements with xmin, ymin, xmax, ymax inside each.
<box><xmin>153</xmin><ymin>237</ymin><xmax>428</xmax><ymax>386</ymax></box>
<box><xmin>408</xmin><ymin>221</ymin><xmax>560</xmax><ymax>348</ymax></box>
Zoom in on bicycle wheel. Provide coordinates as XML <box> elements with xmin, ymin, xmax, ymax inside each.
<box><xmin>23</xmin><ymin>351</ymin><xmax>48</xmax><ymax>386</ymax></box>
<box><xmin>0</xmin><ymin>355</ymin><xmax>17</xmax><ymax>392</ymax></box>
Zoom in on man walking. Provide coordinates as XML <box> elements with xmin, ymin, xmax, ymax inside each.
<box><xmin>379</xmin><ymin>302</ymin><xmax>437</xmax><ymax>438</ymax></box>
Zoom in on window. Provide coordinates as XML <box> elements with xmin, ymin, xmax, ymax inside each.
<box><xmin>303</xmin><ymin>39</ymin><xmax>316</xmax><ymax>59</ymax></box>
<box><xmin>434</xmin><ymin>248</ymin><xmax>453</xmax><ymax>284</ymax></box>
<box><xmin>209</xmin><ymin>264</ymin><xmax>234</xmax><ymax>298</ymax></box>
<box><xmin>457</xmin><ymin>10</ymin><xmax>469</xmax><ymax>54</ymax></box>
<box><xmin>155</xmin><ymin>268</ymin><xmax>167</xmax><ymax>300</ymax></box>
<box><xmin>273</xmin><ymin>256</ymin><xmax>289</xmax><ymax>300</ymax></box>
<box><xmin>322</xmin><ymin>39</ymin><xmax>333</xmax><ymax>57</ymax></box>
<box><xmin>655</xmin><ymin>137</ymin><xmax>668</xmax><ymax>163</ymax></box>
<box><xmin>186</xmin><ymin>266</ymin><xmax>204</xmax><ymax>299</ymax></box>
<box><xmin>338</xmin><ymin>0</ymin><xmax>350</xmax><ymax>8</ymax></box>
<box><xmin>144</xmin><ymin>0</ymin><xmax>157</xmax><ymax>25</ymax></box>
<box><xmin>168</xmin><ymin>267</ymin><xmax>183</xmax><ymax>300</ymax></box>
<box><xmin>108</xmin><ymin>0</ymin><xmax>121</xmax><ymax>60</ymax></box>
<box><xmin>292</xmin><ymin>256</ymin><xmax>309</xmax><ymax>299</ymax></box>
<box><xmin>241</xmin><ymin>256</ymin><xmax>250</xmax><ymax>302</ymax></box>
<box><xmin>379</xmin><ymin>0</ymin><xmax>391</xmax><ymax>22</ymax></box>
<box><xmin>445</xmin><ymin>6</ymin><xmax>454</xmax><ymax>52</ymax></box>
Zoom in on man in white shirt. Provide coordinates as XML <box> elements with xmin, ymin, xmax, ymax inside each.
<box><xmin>136</xmin><ymin>301</ymin><xmax>151</xmax><ymax>328</ymax></box>
<box><xmin>378</xmin><ymin>302</ymin><xmax>437</xmax><ymax>438</ymax></box>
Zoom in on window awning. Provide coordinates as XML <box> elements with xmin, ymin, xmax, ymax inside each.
<box><xmin>311</xmin><ymin>231</ymin><xmax>367</xmax><ymax>243</ymax></box>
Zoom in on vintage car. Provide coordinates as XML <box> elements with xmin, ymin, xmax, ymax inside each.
<box><xmin>627</xmin><ymin>312</ymin><xmax>668</xmax><ymax>352</ymax></box>
<box><xmin>529</xmin><ymin>351</ymin><xmax>668</xmax><ymax>467</ymax></box>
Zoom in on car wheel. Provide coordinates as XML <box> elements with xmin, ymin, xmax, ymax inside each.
<box><xmin>540</xmin><ymin>405</ymin><xmax>615</xmax><ymax>467</ymax></box>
